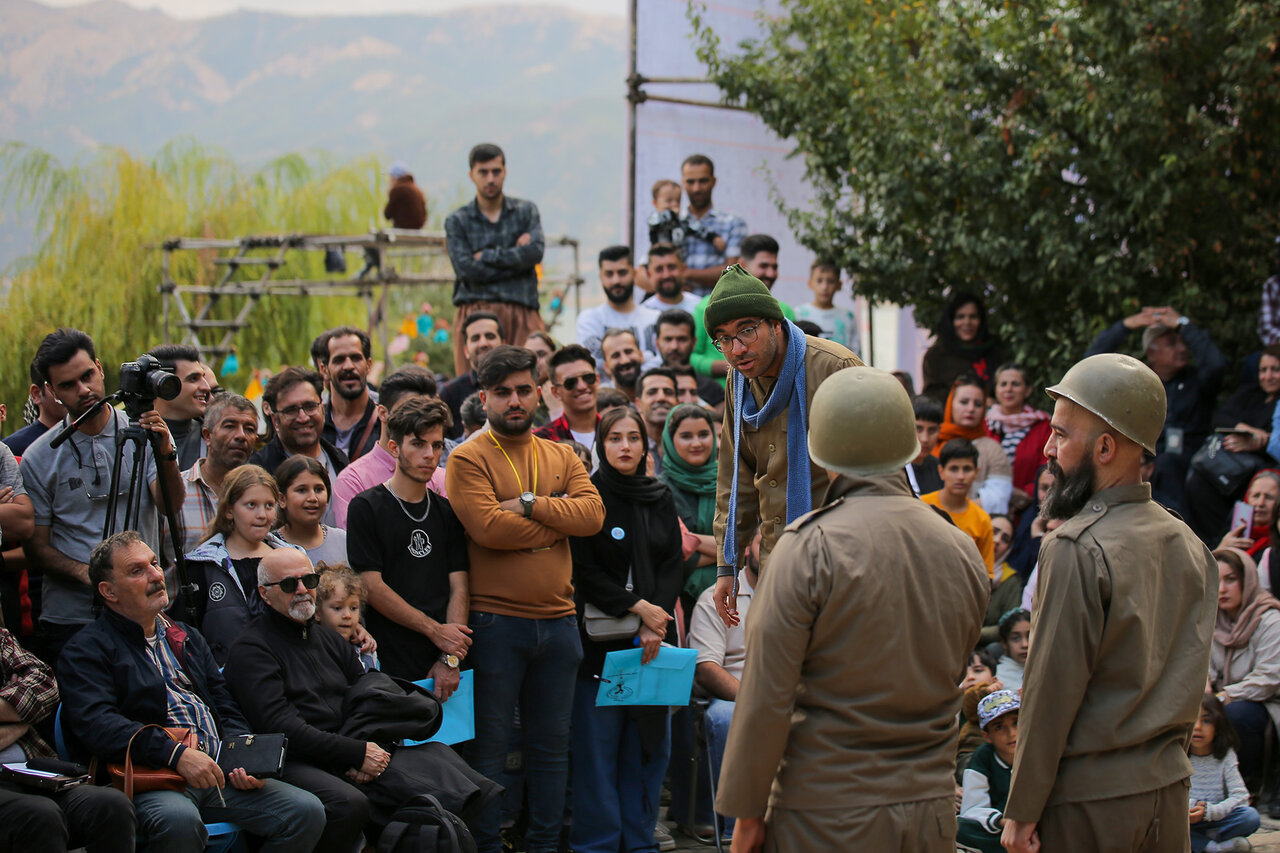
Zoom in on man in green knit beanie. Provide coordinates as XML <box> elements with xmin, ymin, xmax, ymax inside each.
<box><xmin>707</xmin><ymin>264</ymin><xmax>861</xmax><ymax>629</ymax></box>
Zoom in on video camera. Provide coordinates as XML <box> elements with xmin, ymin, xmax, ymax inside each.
<box><xmin>117</xmin><ymin>355</ymin><xmax>181</xmax><ymax>419</ymax></box>
<box><xmin>647</xmin><ymin>209</ymin><xmax>718</xmax><ymax>250</ymax></box>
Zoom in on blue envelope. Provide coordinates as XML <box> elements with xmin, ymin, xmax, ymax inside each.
<box><xmin>595</xmin><ymin>647</ymin><xmax>698</xmax><ymax>707</ymax></box>
<box><xmin>405</xmin><ymin>670</ymin><xmax>475</xmax><ymax>746</ymax></box>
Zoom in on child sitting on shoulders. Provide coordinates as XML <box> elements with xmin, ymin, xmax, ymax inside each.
<box><xmin>957</xmin><ymin>690</ymin><xmax>1019</xmax><ymax>853</ymax></box>
<box><xmin>316</xmin><ymin>562</ymin><xmax>379</xmax><ymax>672</ymax></box>
<box><xmin>994</xmin><ymin>608</ymin><xmax>1030</xmax><ymax>691</ymax></box>
<box><xmin>1189</xmin><ymin>693</ymin><xmax>1260</xmax><ymax>852</ymax></box>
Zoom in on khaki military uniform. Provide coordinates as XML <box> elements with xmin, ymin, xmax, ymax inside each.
<box><xmin>713</xmin><ymin>335</ymin><xmax>861</xmax><ymax>570</ymax></box>
<box><xmin>1005</xmin><ymin>483</ymin><xmax>1216</xmax><ymax>851</ymax></box>
<box><xmin>715</xmin><ymin>472</ymin><xmax>988</xmax><ymax>851</ymax></box>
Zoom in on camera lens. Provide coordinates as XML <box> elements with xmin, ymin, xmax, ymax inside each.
<box><xmin>149</xmin><ymin>371</ymin><xmax>182</xmax><ymax>401</ymax></box>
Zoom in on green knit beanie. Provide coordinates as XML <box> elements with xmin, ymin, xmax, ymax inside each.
<box><xmin>703</xmin><ymin>263</ymin><xmax>784</xmax><ymax>333</ymax></box>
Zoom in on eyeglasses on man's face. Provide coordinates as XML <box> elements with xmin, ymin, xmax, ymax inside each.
<box><xmin>711</xmin><ymin>320</ymin><xmax>767</xmax><ymax>354</ymax></box>
<box><xmin>276</xmin><ymin>401</ymin><xmax>322</xmax><ymax>421</ymax></box>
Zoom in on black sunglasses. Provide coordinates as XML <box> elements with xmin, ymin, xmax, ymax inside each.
<box><xmin>557</xmin><ymin>372</ymin><xmax>598</xmax><ymax>392</ymax></box>
<box><xmin>261</xmin><ymin>573</ymin><xmax>319</xmax><ymax>594</ymax></box>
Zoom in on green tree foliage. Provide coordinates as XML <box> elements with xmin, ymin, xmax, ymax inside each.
<box><xmin>0</xmin><ymin>139</ymin><xmax>454</xmax><ymax>417</ymax></box>
<box><xmin>693</xmin><ymin>0</ymin><xmax>1280</xmax><ymax>386</ymax></box>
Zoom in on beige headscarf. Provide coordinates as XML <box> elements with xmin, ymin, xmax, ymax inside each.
<box><xmin>1213</xmin><ymin>547</ymin><xmax>1280</xmax><ymax>667</ymax></box>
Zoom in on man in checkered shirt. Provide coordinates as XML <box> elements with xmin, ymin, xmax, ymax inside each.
<box><xmin>677</xmin><ymin>154</ymin><xmax>747</xmax><ymax>296</ymax></box>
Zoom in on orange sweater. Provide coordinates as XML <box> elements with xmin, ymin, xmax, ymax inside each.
<box><xmin>446</xmin><ymin>429</ymin><xmax>604</xmax><ymax>618</ymax></box>
<box><xmin>921</xmin><ymin>490</ymin><xmax>995</xmax><ymax>575</ymax></box>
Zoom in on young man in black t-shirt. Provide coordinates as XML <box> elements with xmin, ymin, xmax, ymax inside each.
<box><xmin>346</xmin><ymin>396</ymin><xmax>470</xmax><ymax>698</ymax></box>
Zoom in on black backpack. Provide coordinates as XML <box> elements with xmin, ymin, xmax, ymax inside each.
<box><xmin>378</xmin><ymin>794</ymin><xmax>477</xmax><ymax>853</ymax></box>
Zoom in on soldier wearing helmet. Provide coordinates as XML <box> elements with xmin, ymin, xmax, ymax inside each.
<box><xmin>716</xmin><ymin>366</ymin><xmax>988</xmax><ymax>852</ymax></box>
<box><xmin>1002</xmin><ymin>353</ymin><xmax>1217</xmax><ymax>853</ymax></box>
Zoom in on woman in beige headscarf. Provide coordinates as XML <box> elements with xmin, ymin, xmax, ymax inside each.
<box><xmin>1210</xmin><ymin>547</ymin><xmax>1280</xmax><ymax>788</ymax></box>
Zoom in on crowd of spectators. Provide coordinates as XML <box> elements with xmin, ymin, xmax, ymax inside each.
<box><xmin>0</xmin><ymin>140</ymin><xmax>1276</xmax><ymax>853</ymax></box>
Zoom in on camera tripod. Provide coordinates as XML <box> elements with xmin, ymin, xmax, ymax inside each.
<box><xmin>51</xmin><ymin>392</ymin><xmax>199</xmax><ymax>623</ymax></box>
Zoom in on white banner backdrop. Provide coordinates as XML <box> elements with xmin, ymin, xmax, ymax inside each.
<box><xmin>626</xmin><ymin>0</ymin><xmax>930</xmax><ymax>378</ymax></box>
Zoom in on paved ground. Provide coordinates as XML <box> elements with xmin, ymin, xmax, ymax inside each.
<box><xmin>658</xmin><ymin>815</ymin><xmax>1280</xmax><ymax>850</ymax></box>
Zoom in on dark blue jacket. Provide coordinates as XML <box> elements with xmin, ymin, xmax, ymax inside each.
<box><xmin>1084</xmin><ymin>320</ymin><xmax>1227</xmax><ymax>454</ymax></box>
<box><xmin>57</xmin><ymin>607</ymin><xmax>249</xmax><ymax>769</ymax></box>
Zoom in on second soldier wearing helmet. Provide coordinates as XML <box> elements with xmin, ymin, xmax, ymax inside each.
<box><xmin>1001</xmin><ymin>353</ymin><xmax>1218</xmax><ymax>853</ymax></box>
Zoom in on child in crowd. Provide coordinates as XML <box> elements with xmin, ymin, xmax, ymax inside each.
<box><xmin>962</xmin><ymin>648</ymin><xmax>1000</xmax><ymax>691</ymax></box>
<box><xmin>994</xmin><ymin>608</ymin><xmax>1030</xmax><ymax>691</ymax></box>
<box><xmin>922</xmin><ymin>439</ymin><xmax>995</xmax><ymax>574</ymax></box>
<box><xmin>315</xmin><ymin>561</ymin><xmax>379</xmax><ymax>672</ymax></box>
<box><xmin>1189</xmin><ymin>693</ymin><xmax>1261</xmax><ymax>852</ymax></box>
<box><xmin>956</xmin><ymin>690</ymin><xmax>1020</xmax><ymax>853</ymax></box>
<box><xmin>909</xmin><ymin>395</ymin><xmax>945</xmax><ymax>496</ymax></box>
<box><xmin>980</xmin><ymin>514</ymin><xmax>1025</xmax><ymax>645</ymax></box>
<box><xmin>956</xmin><ymin>650</ymin><xmax>1002</xmax><ymax>784</ymax></box>
<box><xmin>795</xmin><ymin>259</ymin><xmax>860</xmax><ymax>356</ymax></box>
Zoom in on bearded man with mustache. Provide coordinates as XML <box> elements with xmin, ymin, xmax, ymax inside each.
<box><xmin>1002</xmin><ymin>354</ymin><xmax>1217</xmax><ymax>853</ymax></box>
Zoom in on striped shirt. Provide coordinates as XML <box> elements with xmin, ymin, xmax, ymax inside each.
<box><xmin>145</xmin><ymin>620</ymin><xmax>221</xmax><ymax>756</ymax></box>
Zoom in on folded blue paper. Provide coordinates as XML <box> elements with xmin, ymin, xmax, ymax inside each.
<box><xmin>405</xmin><ymin>670</ymin><xmax>475</xmax><ymax>746</ymax></box>
<box><xmin>596</xmin><ymin>646</ymin><xmax>698</xmax><ymax>707</ymax></box>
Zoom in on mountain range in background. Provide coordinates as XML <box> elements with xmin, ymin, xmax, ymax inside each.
<box><xmin>0</xmin><ymin>0</ymin><xmax>627</xmax><ymax>272</ymax></box>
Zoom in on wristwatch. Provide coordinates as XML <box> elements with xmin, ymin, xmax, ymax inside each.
<box><xmin>439</xmin><ymin>653</ymin><xmax>459</xmax><ymax>669</ymax></box>
<box><xmin>519</xmin><ymin>491</ymin><xmax>536</xmax><ymax>518</ymax></box>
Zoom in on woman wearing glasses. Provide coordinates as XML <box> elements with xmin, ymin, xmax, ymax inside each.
<box><xmin>181</xmin><ymin>464</ymin><xmax>303</xmax><ymax>665</ymax></box>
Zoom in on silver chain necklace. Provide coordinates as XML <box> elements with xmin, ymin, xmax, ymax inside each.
<box><xmin>385</xmin><ymin>481</ymin><xmax>431</xmax><ymax>523</ymax></box>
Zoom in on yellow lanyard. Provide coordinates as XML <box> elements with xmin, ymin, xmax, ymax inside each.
<box><xmin>490</xmin><ymin>433</ymin><xmax>538</xmax><ymax>496</ymax></box>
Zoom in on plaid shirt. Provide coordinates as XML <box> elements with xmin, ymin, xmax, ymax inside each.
<box><xmin>0</xmin><ymin>628</ymin><xmax>58</xmax><ymax>758</ymax></box>
<box><xmin>146</xmin><ymin>619</ymin><xmax>221</xmax><ymax>755</ymax></box>
<box><xmin>682</xmin><ymin>206</ymin><xmax>747</xmax><ymax>273</ymax></box>
<box><xmin>1260</xmin><ymin>275</ymin><xmax>1280</xmax><ymax>345</ymax></box>
<box><xmin>444</xmin><ymin>196</ymin><xmax>544</xmax><ymax>310</ymax></box>
<box><xmin>178</xmin><ymin>460</ymin><xmax>219</xmax><ymax>557</ymax></box>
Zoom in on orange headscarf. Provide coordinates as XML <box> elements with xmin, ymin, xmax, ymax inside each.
<box><xmin>932</xmin><ymin>382</ymin><xmax>993</xmax><ymax>457</ymax></box>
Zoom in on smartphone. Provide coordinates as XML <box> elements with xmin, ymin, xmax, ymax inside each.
<box><xmin>1231</xmin><ymin>501</ymin><xmax>1255</xmax><ymax>534</ymax></box>
<box><xmin>1216</xmin><ymin>427</ymin><xmax>1255</xmax><ymax>437</ymax></box>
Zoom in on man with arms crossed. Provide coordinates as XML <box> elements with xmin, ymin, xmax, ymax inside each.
<box><xmin>1002</xmin><ymin>354</ymin><xmax>1217</xmax><ymax>852</ymax></box>
<box><xmin>446</xmin><ymin>345</ymin><xmax>605</xmax><ymax>853</ymax></box>
<box><xmin>445</xmin><ymin>143</ymin><xmax>545</xmax><ymax>377</ymax></box>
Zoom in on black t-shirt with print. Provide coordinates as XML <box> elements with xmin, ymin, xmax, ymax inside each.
<box><xmin>346</xmin><ymin>484</ymin><xmax>468</xmax><ymax>679</ymax></box>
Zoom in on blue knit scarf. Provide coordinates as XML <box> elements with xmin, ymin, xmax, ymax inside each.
<box><xmin>723</xmin><ymin>319</ymin><xmax>810</xmax><ymax>568</ymax></box>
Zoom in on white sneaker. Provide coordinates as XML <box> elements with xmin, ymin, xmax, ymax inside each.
<box><xmin>1205</xmin><ymin>838</ymin><xmax>1251</xmax><ymax>852</ymax></box>
<box><xmin>654</xmin><ymin>823</ymin><xmax>677</xmax><ymax>851</ymax></box>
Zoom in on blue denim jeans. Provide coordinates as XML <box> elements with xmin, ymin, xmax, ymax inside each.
<box><xmin>703</xmin><ymin>697</ymin><xmax>736</xmax><ymax>837</ymax></box>
<box><xmin>570</xmin><ymin>677</ymin><xmax>670</xmax><ymax>853</ymax></box>
<box><xmin>468</xmin><ymin>611</ymin><xmax>583</xmax><ymax>853</ymax></box>
<box><xmin>1224</xmin><ymin>700</ymin><xmax>1270</xmax><ymax>781</ymax></box>
<box><xmin>133</xmin><ymin>779</ymin><xmax>325</xmax><ymax>853</ymax></box>
<box><xmin>1190</xmin><ymin>805</ymin><xmax>1260</xmax><ymax>852</ymax></box>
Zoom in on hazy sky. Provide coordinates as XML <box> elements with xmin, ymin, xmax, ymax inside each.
<box><xmin>42</xmin><ymin>0</ymin><xmax>626</xmax><ymax>18</ymax></box>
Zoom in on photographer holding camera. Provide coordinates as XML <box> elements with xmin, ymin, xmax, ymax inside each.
<box><xmin>18</xmin><ymin>329</ymin><xmax>183</xmax><ymax>663</ymax></box>
<box><xmin>635</xmin><ymin>156</ymin><xmax>747</xmax><ymax>298</ymax></box>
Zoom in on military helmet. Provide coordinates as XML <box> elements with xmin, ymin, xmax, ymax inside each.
<box><xmin>1045</xmin><ymin>353</ymin><xmax>1166</xmax><ymax>455</ymax></box>
<box><xmin>808</xmin><ymin>366</ymin><xmax>920</xmax><ymax>477</ymax></box>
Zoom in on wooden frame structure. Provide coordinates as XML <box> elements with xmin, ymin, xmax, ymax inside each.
<box><xmin>157</xmin><ymin>228</ymin><xmax>584</xmax><ymax>361</ymax></box>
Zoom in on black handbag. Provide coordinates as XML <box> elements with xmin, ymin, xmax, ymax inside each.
<box><xmin>1190</xmin><ymin>434</ymin><xmax>1268</xmax><ymax>496</ymax></box>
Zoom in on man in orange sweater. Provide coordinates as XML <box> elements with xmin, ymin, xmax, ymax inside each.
<box><xmin>446</xmin><ymin>345</ymin><xmax>605</xmax><ymax>853</ymax></box>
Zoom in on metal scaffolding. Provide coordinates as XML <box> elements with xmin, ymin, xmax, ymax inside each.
<box><xmin>157</xmin><ymin>228</ymin><xmax>584</xmax><ymax>363</ymax></box>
